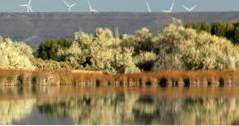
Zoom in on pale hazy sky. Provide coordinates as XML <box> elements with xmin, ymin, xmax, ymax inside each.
<box><xmin>0</xmin><ymin>0</ymin><xmax>238</xmax><ymax>12</ymax></box>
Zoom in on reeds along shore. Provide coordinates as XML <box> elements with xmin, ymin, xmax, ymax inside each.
<box><xmin>0</xmin><ymin>69</ymin><xmax>239</xmax><ymax>88</ymax></box>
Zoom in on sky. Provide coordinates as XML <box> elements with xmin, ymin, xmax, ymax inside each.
<box><xmin>0</xmin><ymin>0</ymin><xmax>238</xmax><ymax>12</ymax></box>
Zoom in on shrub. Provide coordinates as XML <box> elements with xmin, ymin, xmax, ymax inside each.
<box><xmin>0</xmin><ymin>37</ymin><xmax>35</xmax><ymax>69</ymax></box>
<box><xmin>33</xmin><ymin>58</ymin><xmax>72</xmax><ymax>71</ymax></box>
<box><xmin>121</xmin><ymin>28</ymin><xmax>155</xmax><ymax>54</ymax></box>
<box><xmin>59</xmin><ymin>28</ymin><xmax>139</xmax><ymax>73</ymax></box>
<box><xmin>153</xmin><ymin>22</ymin><xmax>239</xmax><ymax>71</ymax></box>
<box><xmin>133</xmin><ymin>51</ymin><xmax>157</xmax><ymax>71</ymax></box>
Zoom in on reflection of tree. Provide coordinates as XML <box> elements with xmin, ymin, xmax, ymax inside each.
<box><xmin>0</xmin><ymin>99</ymin><xmax>35</xmax><ymax>124</ymax></box>
<box><xmin>38</xmin><ymin>94</ymin><xmax>139</xmax><ymax>125</ymax></box>
<box><xmin>37</xmin><ymin>94</ymin><xmax>239</xmax><ymax>125</ymax></box>
<box><xmin>153</xmin><ymin>97</ymin><xmax>239</xmax><ymax>125</ymax></box>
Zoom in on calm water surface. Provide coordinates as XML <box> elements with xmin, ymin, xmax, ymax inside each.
<box><xmin>0</xmin><ymin>86</ymin><xmax>239</xmax><ymax>125</ymax></box>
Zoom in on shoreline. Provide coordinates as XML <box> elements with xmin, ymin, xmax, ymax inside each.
<box><xmin>0</xmin><ymin>68</ymin><xmax>238</xmax><ymax>88</ymax></box>
<box><xmin>1</xmin><ymin>87</ymin><xmax>239</xmax><ymax>101</ymax></box>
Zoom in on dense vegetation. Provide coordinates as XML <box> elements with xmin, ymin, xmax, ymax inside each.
<box><xmin>0</xmin><ymin>37</ymin><xmax>35</xmax><ymax>69</ymax></box>
<box><xmin>154</xmin><ymin>21</ymin><xmax>239</xmax><ymax>70</ymax></box>
<box><xmin>185</xmin><ymin>22</ymin><xmax>239</xmax><ymax>44</ymax></box>
<box><xmin>1</xmin><ymin>20</ymin><xmax>239</xmax><ymax>73</ymax></box>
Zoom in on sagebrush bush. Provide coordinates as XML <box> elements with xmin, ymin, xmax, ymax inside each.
<box><xmin>58</xmin><ymin>28</ymin><xmax>139</xmax><ymax>73</ymax></box>
<box><xmin>153</xmin><ymin>22</ymin><xmax>239</xmax><ymax>71</ymax></box>
<box><xmin>2</xmin><ymin>19</ymin><xmax>239</xmax><ymax>73</ymax></box>
<box><xmin>133</xmin><ymin>51</ymin><xmax>157</xmax><ymax>71</ymax></box>
<box><xmin>0</xmin><ymin>37</ymin><xmax>35</xmax><ymax>69</ymax></box>
<box><xmin>121</xmin><ymin>28</ymin><xmax>155</xmax><ymax>53</ymax></box>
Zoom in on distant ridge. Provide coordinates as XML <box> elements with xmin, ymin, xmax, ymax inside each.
<box><xmin>0</xmin><ymin>12</ymin><xmax>239</xmax><ymax>47</ymax></box>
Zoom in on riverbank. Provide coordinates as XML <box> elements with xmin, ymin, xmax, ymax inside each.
<box><xmin>0</xmin><ymin>68</ymin><xmax>239</xmax><ymax>88</ymax></box>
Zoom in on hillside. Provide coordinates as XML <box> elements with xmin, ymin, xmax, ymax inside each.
<box><xmin>0</xmin><ymin>12</ymin><xmax>239</xmax><ymax>47</ymax></box>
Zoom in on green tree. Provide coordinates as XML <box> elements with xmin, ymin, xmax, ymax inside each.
<box><xmin>36</xmin><ymin>39</ymin><xmax>72</xmax><ymax>61</ymax></box>
<box><xmin>224</xmin><ymin>22</ymin><xmax>235</xmax><ymax>42</ymax></box>
<box><xmin>234</xmin><ymin>25</ymin><xmax>239</xmax><ymax>44</ymax></box>
<box><xmin>185</xmin><ymin>22</ymin><xmax>211</xmax><ymax>33</ymax></box>
<box><xmin>211</xmin><ymin>22</ymin><xmax>226</xmax><ymax>37</ymax></box>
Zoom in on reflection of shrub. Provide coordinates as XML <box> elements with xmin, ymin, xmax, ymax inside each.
<box><xmin>37</xmin><ymin>94</ymin><xmax>239</xmax><ymax>125</ymax></box>
<box><xmin>0</xmin><ymin>76</ymin><xmax>6</xmax><ymax>86</ymax></box>
<box><xmin>38</xmin><ymin>94</ymin><xmax>139</xmax><ymax>125</ymax></box>
<box><xmin>6</xmin><ymin>75</ymin><xmax>18</xmax><ymax>85</ymax></box>
<box><xmin>0</xmin><ymin>37</ymin><xmax>35</xmax><ymax>69</ymax></box>
<box><xmin>0</xmin><ymin>99</ymin><xmax>35</xmax><ymax>124</ymax></box>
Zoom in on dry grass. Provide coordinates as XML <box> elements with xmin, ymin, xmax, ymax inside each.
<box><xmin>0</xmin><ymin>68</ymin><xmax>239</xmax><ymax>88</ymax></box>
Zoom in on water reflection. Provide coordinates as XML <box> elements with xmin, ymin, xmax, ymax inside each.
<box><xmin>0</xmin><ymin>87</ymin><xmax>239</xmax><ymax>125</ymax></box>
<box><xmin>37</xmin><ymin>95</ymin><xmax>239</xmax><ymax>125</ymax></box>
<box><xmin>0</xmin><ymin>99</ymin><xmax>35</xmax><ymax>124</ymax></box>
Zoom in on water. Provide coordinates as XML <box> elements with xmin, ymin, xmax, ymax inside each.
<box><xmin>0</xmin><ymin>86</ymin><xmax>239</xmax><ymax>125</ymax></box>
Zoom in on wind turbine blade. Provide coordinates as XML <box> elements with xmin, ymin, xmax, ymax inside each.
<box><xmin>182</xmin><ymin>5</ymin><xmax>189</xmax><ymax>11</ymax></box>
<box><xmin>162</xmin><ymin>9</ymin><xmax>168</xmax><ymax>12</ymax></box>
<box><xmin>70</xmin><ymin>0</ymin><xmax>77</xmax><ymax>3</ymax></box>
<box><xmin>20</xmin><ymin>4</ymin><xmax>27</xmax><ymax>7</ymax></box>
<box><xmin>163</xmin><ymin>0</ymin><xmax>175</xmax><ymax>13</ymax></box>
<box><xmin>29</xmin><ymin>6</ymin><xmax>33</xmax><ymax>12</ymax></box>
<box><xmin>72</xmin><ymin>3</ymin><xmax>77</xmax><ymax>7</ymax></box>
<box><xmin>28</xmin><ymin>0</ymin><xmax>32</xmax><ymax>5</ymax></box>
<box><xmin>146</xmin><ymin>1</ymin><xmax>151</xmax><ymax>13</ymax></box>
<box><xmin>190</xmin><ymin>5</ymin><xmax>197</xmax><ymax>11</ymax></box>
<box><xmin>182</xmin><ymin>4</ymin><xmax>197</xmax><ymax>12</ymax></box>
<box><xmin>170</xmin><ymin>0</ymin><xmax>175</xmax><ymax>11</ymax></box>
<box><xmin>62</xmin><ymin>0</ymin><xmax>70</xmax><ymax>7</ymax></box>
<box><xmin>88</xmin><ymin>0</ymin><xmax>92</xmax><ymax>10</ymax></box>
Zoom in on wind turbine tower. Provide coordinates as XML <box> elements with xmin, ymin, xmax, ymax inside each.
<box><xmin>163</xmin><ymin>0</ymin><xmax>175</xmax><ymax>13</ymax></box>
<box><xmin>20</xmin><ymin>0</ymin><xmax>33</xmax><ymax>12</ymax></box>
<box><xmin>62</xmin><ymin>0</ymin><xmax>77</xmax><ymax>12</ymax></box>
<box><xmin>88</xmin><ymin>0</ymin><xmax>98</xmax><ymax>13</ymax></box>
<box><xmin>114</xmin><ymin>26</ymin><xmax>119</xmax><ymax>38</ymax></box>
<box><xmin>146</xmin><ymin>0</ymin><xmax>152</xmax><ymax>13</ymax></box>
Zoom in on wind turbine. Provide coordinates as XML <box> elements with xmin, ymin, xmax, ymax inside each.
<box><xmin>62</xmin><ymin>0</ymin><xmax>77</xmax><ymax>12</ymax></box>
<box><xmin>146</xmin><ymin>0</ymin><xmax>152</xmax><ymax>13</ymax></box>
<box><xmin>182</xmin><ymin>5</ymin><xmax>197</xmax><ymax>12</ymax></box>
<box><xmin>114</xmin><ymin>26</ymin><xmax>119</xmax><ymax>38</ymax></box>
<box><xmin>20</xmin><ymin>0</ymin><xmax>33</xmax><ymax>12</ymax></box>
<box><xmin>163</xmin><ymin>0</ymin><xmax>175</xmax><ymax>13</ymax></box>
<box><xmin>88</xmin><ymin>0</ymin><xmax>98</xmax><ymax>13</ymax></box>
